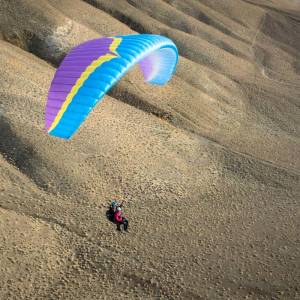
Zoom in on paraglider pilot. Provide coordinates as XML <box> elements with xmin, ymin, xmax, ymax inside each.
<box><xmin>114</xmin><ymin>205</ymin><xmax>128</xmax><ymax>232</ymax></box>
<box><xmin>106</xmin><ymin>200</ymin><xmax>129</xmax><ymax>232</ymax></box>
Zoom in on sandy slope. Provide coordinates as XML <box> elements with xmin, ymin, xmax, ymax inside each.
<box><xmin>0</xmin><ymin>0</ymin><xmax>299</xmax><ymax>299</ymax></box>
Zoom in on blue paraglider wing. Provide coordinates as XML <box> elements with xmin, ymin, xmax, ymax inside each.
<box><xmin>45</xmin><ymin>34</ymin><xmax>178</xmax><ymax>139</ymax></box>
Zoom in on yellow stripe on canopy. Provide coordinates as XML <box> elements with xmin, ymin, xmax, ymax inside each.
<box><xmin>48</xmin><ymin>38</ymin><xmax>122</xmax><ymax>133</ymax></box>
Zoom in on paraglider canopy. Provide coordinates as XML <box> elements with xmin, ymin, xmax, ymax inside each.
<box><xmin>45</xmin><ymin>34</ymin><xmax>178</xmax><ymax>139</ymax></box>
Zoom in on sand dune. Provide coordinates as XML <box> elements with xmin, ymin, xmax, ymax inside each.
<box><xmin>0</xmin><ymin>0</ymin><xmax>299</xmax><ymax>299</ymax></box>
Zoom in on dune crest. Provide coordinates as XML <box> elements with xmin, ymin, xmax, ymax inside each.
<box><xmin>0</xmin><ymin>0</ymin><xmax>299</xmax><ymax>299</ymax></box>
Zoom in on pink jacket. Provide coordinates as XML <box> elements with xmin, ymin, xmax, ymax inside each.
<box><xmin>114</xmin><ymin>210</ymin><xmax>123</xmax><ymax>223</ymax></box>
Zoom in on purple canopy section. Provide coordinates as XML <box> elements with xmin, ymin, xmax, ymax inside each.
<box><xmin>45</xmin><ymin>37</ymin><xmax>114</xmax><ymax>130</ymax></box>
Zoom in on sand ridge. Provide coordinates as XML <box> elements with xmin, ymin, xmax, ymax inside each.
<box><xmin>0</xmin><ymin>0</ymin><xmax>299</xmax><ymax>299</ymax></box>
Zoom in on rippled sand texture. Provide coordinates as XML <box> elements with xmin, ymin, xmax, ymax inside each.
<box><xmin>0</xmin><ymin>0</ymin><xmax>299</xmax><ymax>299</ymax></box>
